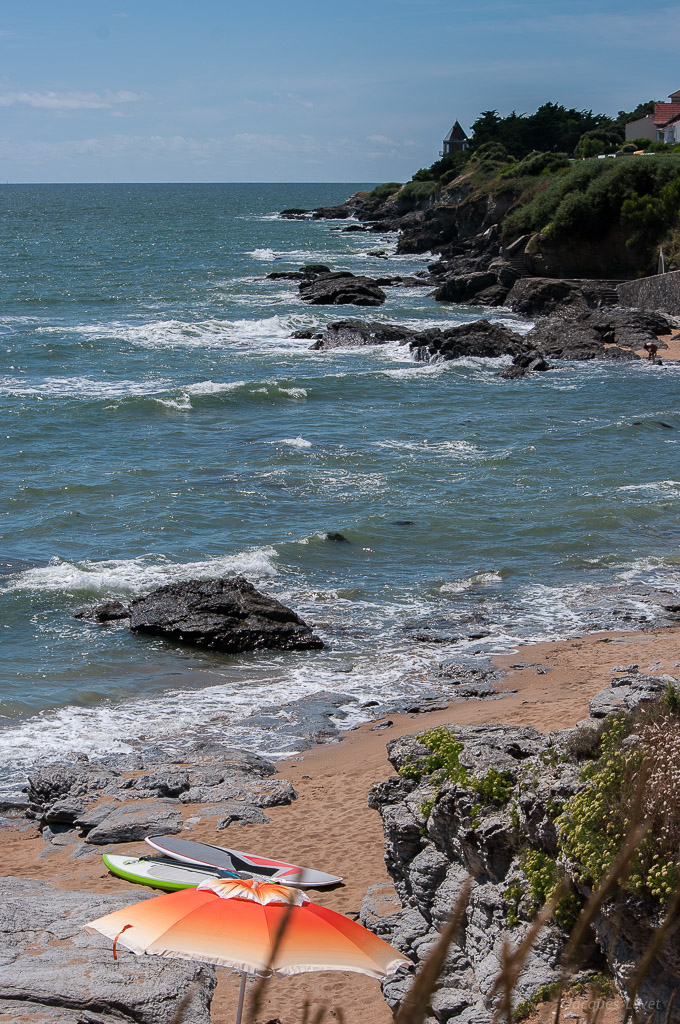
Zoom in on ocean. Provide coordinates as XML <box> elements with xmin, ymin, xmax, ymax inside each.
<box><xmin>1</xmin><ymin>182</ymin><xmax>679</xmax><ymax>779</ymax></box>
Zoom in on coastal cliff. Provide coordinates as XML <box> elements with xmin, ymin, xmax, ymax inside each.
<box><xmin>284</xmin><ymin>147</ymin><xmax>680</xmax><ymax>314</ymax></box>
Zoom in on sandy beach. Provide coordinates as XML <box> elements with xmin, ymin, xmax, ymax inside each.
<box><xmin>4</xmin><ymin>624</ymin><xmax>680</xmax><ymax>1023</ymax></box>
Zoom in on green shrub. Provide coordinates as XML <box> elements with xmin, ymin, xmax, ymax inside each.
<box><xmin>522</xmin><ymin>849</ymin><xmax>583</xmax><ymax>929</ymax></box>
<box><xmin>396</xmin><ymin>180</ymin><xmax>438</xmax><ymax>211</ymax></box>
<box><xmin>504</xmin><ymin>878</ymin><xmax>523</xmax><ymax>926</ymax></box>
<box><xmin>557</xmin><ymin>706</ymin><xmax>680</xmax><ymax>903</ymax></box>
<box><xmin>369</xmin><ymin>182</ymin><xmax>402</xmax><ymax>201</ymax></box>
<box><xmin>502</xmin><ymin>153</ymin><xmax>680</xmax><ymax>250</ymax></box>
<box><xmin>399</xmin><ymin>727</ymin><xmax>514</xmax><ymax>808</ymax></box>
<box><xmin>500</xmin><ymin>151</ymin><xmax>570</xmax><ymax>178</ymax></box>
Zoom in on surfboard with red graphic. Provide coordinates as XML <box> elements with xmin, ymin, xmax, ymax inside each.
<box><xmin>145</xmin><ymin>835</ymin><xmax>343</xmax><ymax>888</ymax></box>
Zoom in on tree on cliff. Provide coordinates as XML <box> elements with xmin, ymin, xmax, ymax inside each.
<box><xmin>469</xmin><ymin>102</ymin><xmax>616</xmax><ymax>158</ymax></box>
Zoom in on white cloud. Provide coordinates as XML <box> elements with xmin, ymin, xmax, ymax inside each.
<box><xmin>0</xmin><ymin>89</ymin><xmax>140</xmax><ymax>111</ymax></box>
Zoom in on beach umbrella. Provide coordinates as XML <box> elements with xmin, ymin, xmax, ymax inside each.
<box><xmin>84</xmin><ymin>877</ymin><xmax>410</xmax><ymax>1024</ymax></box>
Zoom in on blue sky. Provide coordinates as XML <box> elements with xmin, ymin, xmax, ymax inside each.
<box><xmin>1</xmin><ymin>0</ymin><xmax>678</xmax><ymax>182</ymax></box>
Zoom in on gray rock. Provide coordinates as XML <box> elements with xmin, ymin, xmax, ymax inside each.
<box><xmin>129</xmin><ymin>575</ymin><xmax>324</xmax><ymax>653</ymax></box>
<box><xmin>183</xmin><ymin>802</ymin><xmax>271</xmax><ymax>829</ymax></box>
<box><xmin>0</xmin><ymin>878</ymin><xmax>215</xmax><ymax>1024</ymax></box>
<box><xmin>85</xmin><ymin>800</ymin><xmax>183</xmax><ymax>845</ymax></box>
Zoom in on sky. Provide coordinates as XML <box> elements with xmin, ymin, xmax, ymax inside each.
<box><xmin>0</xmin><ymin>0</ymin><xmax>679</xmax><ymax>182</ymax></box>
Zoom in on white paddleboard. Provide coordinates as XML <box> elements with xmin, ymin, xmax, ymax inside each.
<box><xmin>145</xmin><ymin>834</ymin><xmax>343</xmax><ymax>888</ymax></box>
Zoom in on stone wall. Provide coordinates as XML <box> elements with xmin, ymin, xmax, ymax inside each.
<box><xmin>618</xmin><ymin>270</ymin><xmax>680</xmax><ymax>316</ymax></box>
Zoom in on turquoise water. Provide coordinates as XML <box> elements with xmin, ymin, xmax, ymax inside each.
<box><xmin>1</xmin><ymin>183</ymin><xmax>679</xmax><ymax>771</ymax></box>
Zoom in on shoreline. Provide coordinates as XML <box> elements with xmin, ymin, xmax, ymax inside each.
<box><xmin>4</xmin><ymin>623</ymin><xmax>679</xmax><ymax>1022</ymax></box>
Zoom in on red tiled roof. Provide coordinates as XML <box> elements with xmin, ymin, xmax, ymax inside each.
<box><xmin>654</xmin><ymin>100</ymin><xmax>680</xmax><ymax>126</ymax></box>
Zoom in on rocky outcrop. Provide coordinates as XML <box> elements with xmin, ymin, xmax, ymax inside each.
<box><xmin>409</xmin><ymin>320</ymin><xmax>525</xmax><ymax>363</ymax></box>
<box><xmin>504</xmin><ymin>278</ymin><xmax>621</xmax><ymax>317</ymax></box>
<box><xmin>365</xmin><ymin>673</ymin><xmax>680</xmax><ymax>1022</ymax></box>
<box><xmin>366</xmin><ymin>724</ymin><xmax>576</xmax><ymax>1023</ymax></box>
<box><xmin>298</xmin><ymin>270</ymin><xmax>386</xmax><ymax>307</ymax></box>
<box><xmin>525</xmin><ymin>307</ymin><xmax>677</xmax><ymax>361</ymax></box>
<box><xmin>127</xmin><ymin>576</ymin><xmax>323</xmax><ymax>653</ymax></box>
<box><xmin>0</xmin><ymin>878</ymin><xmax>216</xmax><ymax>1024</ymax></box>
<box><xmin>498</xmin><ymin>349</ymin><xmax>552</xmax><ymax>379</ymax></box>
<box><xmin>26</xmin><ymin>744</ymin><xmax>296</xmax><ymax>851</ymax></box>
<box><xmin>308</xmin><ymin>320</ymin><xmax>409</xmax><ymax>350</ymax></box>
<box><xmin>306</xmin><ymin>318</ymin><xmax>528</xmax><ymax>365</ymax></box>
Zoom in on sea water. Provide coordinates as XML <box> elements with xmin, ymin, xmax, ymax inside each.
<box><xmin>1</xmin><ymin>183</ymin><xmax>679</xmax><ymax>774</ymax></box>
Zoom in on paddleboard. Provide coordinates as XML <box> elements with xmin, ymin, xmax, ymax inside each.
<box><xmin>145</xmin><ymin>834</ymin><xmax>343</xmax><ymax>887</ymax></box>
<box><xmin>103</xmin><ymin>853</ymin><xmax>225</xmax><ymax>892</ymax></box>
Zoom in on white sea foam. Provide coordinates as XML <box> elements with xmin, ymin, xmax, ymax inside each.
<box><xmin>618</xmin><ymin>480</ymin><xmax>680</xmax><ymax>494</ymax></box>
<box><xmin>279</xmin><ymin>387</ymin><xmax>307</xmax><ymax>399</ymax></box>
<box><xmin>277</xmin><ymin>436</ymin><xmax>313</xmax><ymax>449</ymax></box>
<box><xmin>184</xmin><ymin>380</ymin><xmax>248</xmax><ymax>395</ymax></box>
<box><xmin>63</xmin><ymin>316</ymin><xmax>319</xmax><ymax>352</ymax></box>
<box><xmin>3</xmin><ymin>546</ymin><xmax>279</xmax><ymax>597</ymax></box>
<box><xmin>247</xmin><ymin>248</ymin><xmax>279</xmax><ymax>261</ymax></box>
<box><xmin>440</xmin><ymin>571</ymin><xmax>504</xmax><ymax>594</ymax></box>
<box><xmin>373</xmin><ymin>438</ymin><xmax>485</xmax><ymax>459</ymax></box>
<box><xmin>0</xmin><ymin>375</ymin><xmax>173</xmax><ymax>399</ymax></box>
<box><xmin>153</xmin><ymin>395</ymin><xmax>192</xmax><ymax>410</ymax></box>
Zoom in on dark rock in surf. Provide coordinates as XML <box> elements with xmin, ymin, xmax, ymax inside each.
<box><xmin>300</xmin><ymin>263</ymin><xmax>332</xmax><ymax>276</ymax></box>
<box><xmin>75</xmin><ymin>600</ymin><xmax>129</xmax><ymax>623</ymax></box>
<box><xmin>374</xmin><ymin>276</ymin><xmax>423</xmax><ymax>288</ymax></box>
<box><xmin>498</xmin><ymin>349</ymin><xmax>552</xmax><ymax>379</ymax></box>
<box><xmin>410</xmin><ymin>319</ymin><xmax>525</xmax><ymax>363</ymax></box>
<box><xmin>128</xmin><ymin>576</ymin><xmax>324</xmax><ymax>653</ymax></box>
<box><xmin>326</xmin><ymin>531</ymin><xmax>350</xmax><ymax>543</ymax></box>
<box><xmin>433</xmin><ymin>271</ymin><xmax>497</xmax><ymax>303</ymax></box>
<box><xmin>309</xmin><ymin>320</ymin><xmax>407</xmax><ymax>350</ymax></box>
<box><xmin>524</xmin><ymin>307</ymin><xmax>674</xmax><ymax>361</ymax></box>
<box><xmin>299</xmin><ymin>271</ymin><xmax>386</xmax><ymax>307</ymax></box>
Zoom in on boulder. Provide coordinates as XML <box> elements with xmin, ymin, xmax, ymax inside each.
<box><xmin>524</xmin><ymin>318</ymin><xmax>604</xmax><ymax>360</ymax></box>
<box><xmin>433</xmin><ymin>272</ymin><xmax>497</xmax><ymax>303</ymax></box>
<box><xmin>525</xmin><ymin>306</ymin><xmax>676</xmax><ymax>361</ymax></box>
<box><xmin>504</xmin><ymin>278</ymin><xmax>620</xmax><ymax>317</ymax></box>
<box><xmin>84</xmin><ymin>799</ymin><xmax>183</xmax><ymax>844</ymax></box>
<box><xmin>128</xmin><ymin>576</ymin><xmax>324</xmax><ymax>653</ymax></box>
<box><xmin>309</xmin><ymin>319</ymin><xmax>410</xmax><ymax>351</ymax></box>
<box><xmin>299</xmin><ymin>271</ymin><xmax>386</xmax><ymax>307</ymax></box>
<box><xmin>0</xmin><ymin>878</ymin><xmax>216</xmax><ymax>1024</ymax></box>
<box><xmin>74</xmin><ymin>600</ymin><xmax>129</xmax><ymax>622</ymax></box>
<box><xmin>498</xmin><ymin>349</ymin><xmax>552</xmax><ymax>379</ymax></box>
<box><xmin>410</xmin><ymin>320</ymin><xmax>525</xmax><ymax>363</ymax></box>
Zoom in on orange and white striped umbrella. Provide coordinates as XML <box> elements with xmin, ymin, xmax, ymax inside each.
<box><xmin>84</xmin><ymin>877</ymin><xmax>410</xmax><ymax>980</ymax></box>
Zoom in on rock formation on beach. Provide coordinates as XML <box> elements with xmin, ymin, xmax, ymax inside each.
<box><xmin>364</xmin><ymin>672</ymin><xmax>680</xmax><ymax>1023</ymax></box>
<box><xmin>0</xmin><ymin>878</ymin><xmax>216</xmax><ymax>1024</ymax></box>
<box><xmin>78</xmin><ymin>575</ymin><xmax>324</xmax><ymax>654</ymax></box>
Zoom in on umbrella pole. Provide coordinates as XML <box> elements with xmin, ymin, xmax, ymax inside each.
<box><xmin>235</xmin><ymin>970</ymin><xmax>247</xmax><ymax>1024</ymax></box>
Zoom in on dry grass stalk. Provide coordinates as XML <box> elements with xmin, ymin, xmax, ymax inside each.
<box><xmin>623</xmin><ymin>885</ymin><xmax>680</xmax><ymax>1024</ymax></box>
<box><xmin>393</xmin><ymin>876</ymin><xmax>473</xmax><ymax>1024</ymax></box>
<box><xmin>663</xmin><ymin>992</ymin><xmax>676</xmax><ymax>1024</ymax></box>
<box><xmin>492</xmin><ymin>886</ymin><xmax>564</xmax><ymax>1024</ymax></box>
<box><xmin>167</xmin><ymin>979</ymin><xmax>200</xmax><ymax>1024</ymax></box>
<box><xmin>561</xmin><ymin>822</ymin><xmax>647</xmax><ymax>975</ymax></box>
